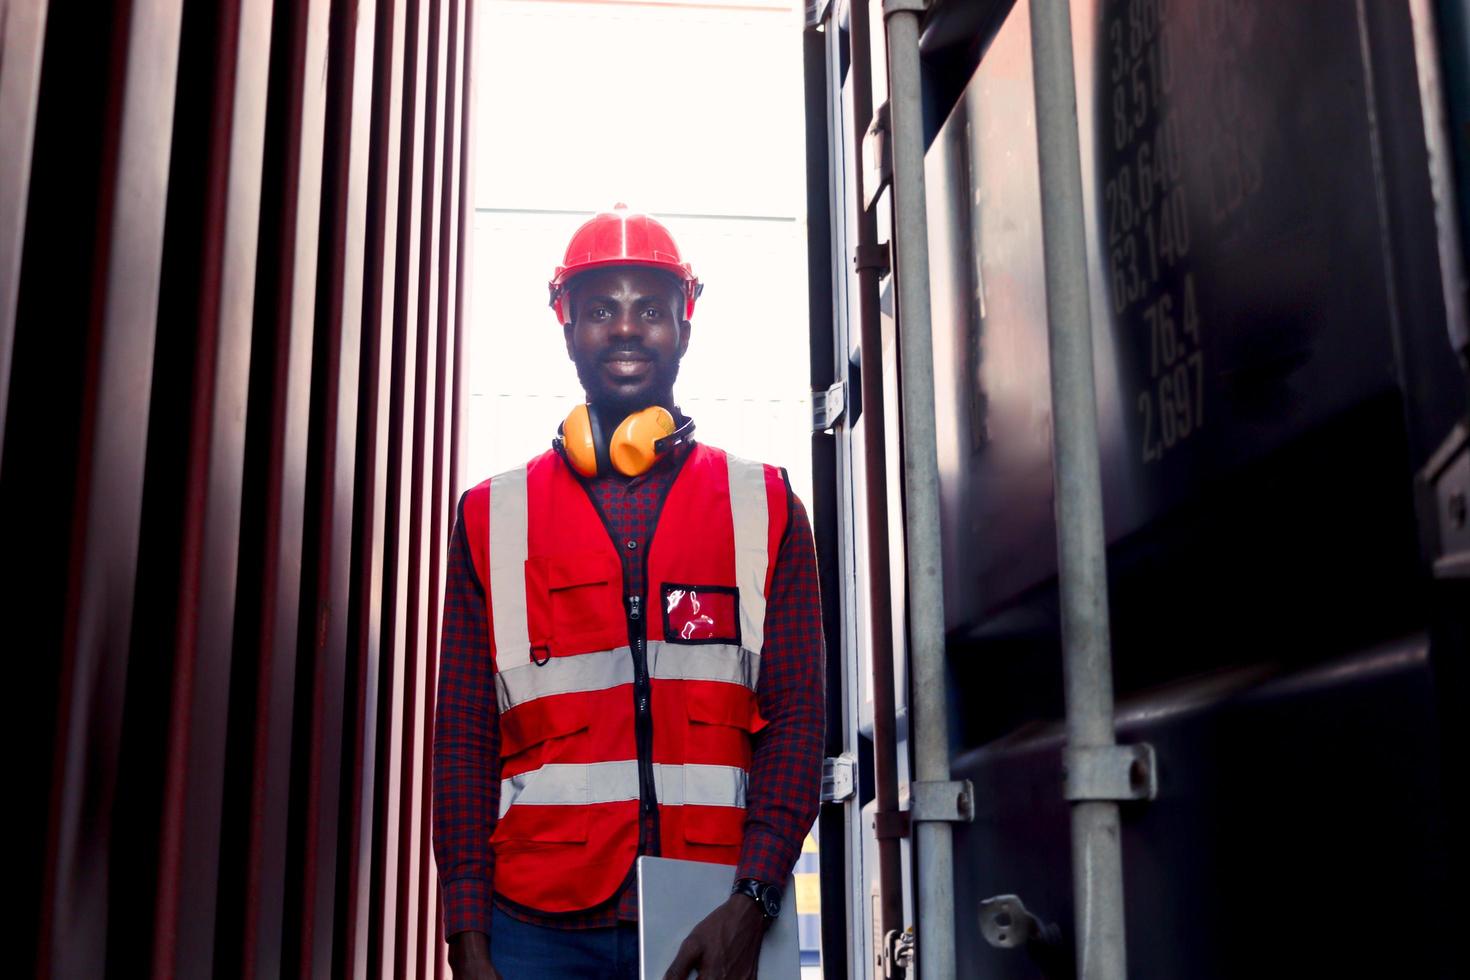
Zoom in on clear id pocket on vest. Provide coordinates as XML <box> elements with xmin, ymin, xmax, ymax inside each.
<box><xmin>661</xmin><ymin>583</ymin><xmax>740</xmax><ymax>645</ymax></box>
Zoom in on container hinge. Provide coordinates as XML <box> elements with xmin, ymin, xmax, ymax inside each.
<box><xmin>976</xmin><ymin>894</ymin><xmax>1072</xmax><ymax>975</ymax></box>
<box><xmin>854</xmin><ymin>242</ymin><xmax>891</xmax><ymax>277</ymax></box>
<box><xmin>862</xmin><ymin>102</ymin><xmax>892</xmax><ymax>212</ymax></box>
<box><xmin>872</xmin><ymin>810</ymin><xmax>910</xmax><ymax>839</ymax></box>
<box><xmin>1417</xmin><ymin>422</ymin><xmax>1470</xmax><ymax>579</ymax></box>
<box><xmin>812</xmin><ymin>381</ymin><xmax>846</xmax><ymax>433</ymax></box>
<box><xmin>977</xmin><ymin>894</ymin><xmax>1063</xmax><ymax>950</ymax></box>
<box><xmin>1063</xmin><ymin>743</ymin><xmax>1157</xmax><ymax>802</ymax></box>
<box><xmin>909</xmin><ymin>779</ymin><xmax>974</xmax><ymax>823</ymax></box>
<box><xmin>821</xmin><ymin>753</ymin><xmax>856</xmax><ymax>802</ymax></box>
<box><xmin>880</xmin><ymin>926</ymin><xmax>915</xmax><ymax>978</ymax></box>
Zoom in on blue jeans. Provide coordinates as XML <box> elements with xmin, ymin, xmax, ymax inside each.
<box><xmin>490</xmin><ymin>906</ymin><xmax>640</xmax><ymax>979</ymax></box>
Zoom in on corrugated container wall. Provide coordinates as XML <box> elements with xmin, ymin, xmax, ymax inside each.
<box><xmin>1</xmin><ymin>0</ymin><xmax>474</xmax><ymax>976</ymax></box>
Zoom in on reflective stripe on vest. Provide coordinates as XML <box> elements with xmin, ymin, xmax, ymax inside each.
<box><xmin>488</xmin><ymin>467</ymin><xmax>531</xmax><ymax>671</ymax></box>
<box><xmin>499</xmin><ymin>761</ymin><xmax>748</xmax><ymax>817</ymax></box>
<box><xmin>725</xmin><ymin>454</ymin><xmax>770</xmax><ymax>657</ymax></box>
<box><xmin>495</xmin><ymin>639</ymin><xmax>760</xmax><ymax>713</ymax></box>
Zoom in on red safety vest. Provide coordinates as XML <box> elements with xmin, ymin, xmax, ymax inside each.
<box><xmin>461</xmin><ymin>443</ymin><xmax>791</xmax><ymax>915</ymax></box>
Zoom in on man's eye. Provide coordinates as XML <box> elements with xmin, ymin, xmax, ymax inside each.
<box><xmin>591</xmin><ymin>307</ymin><xmax>610</xmax><ymax>319</ymax></box>
<box><xmin>643</xmin><ymin>307</ymin><xmax>662</xmax><ymax>319</ymax></box>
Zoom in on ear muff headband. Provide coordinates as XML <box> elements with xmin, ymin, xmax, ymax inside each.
<box><xmin>591</xmin><ymin>406</ymin><xmax>611</xmax><ymax>477</ymax></box>
<box><xmin>654</xmin><ymin>416</ymin><xmax>696</xmax><ymax>456</ymax></box>
<box><xmin>557</xmin><ymin>405</ymin><xmax>695</xmax><ymax>477</ymax></box>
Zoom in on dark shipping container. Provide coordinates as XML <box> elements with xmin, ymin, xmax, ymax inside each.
<box><xmin>805</xmin><ymin>0</ymin><xmax>1470</xmax><ymax>975</ymax></box>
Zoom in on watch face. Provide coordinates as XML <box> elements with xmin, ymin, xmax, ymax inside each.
<box><xmin>760</xmin><ymin>889</ymin><xmax>781</xmax><ymax>919</ymax></box>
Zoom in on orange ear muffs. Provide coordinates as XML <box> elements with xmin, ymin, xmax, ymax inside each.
<box><xmin>558</xmin><ymin>404</ymin><xmax>694</xmax><ymax>477</ymax></box>
<box><xmin>560</xmin><ymin>403</ymin><xmax>601</xmax><ymax>477</ymax></box>
<box><xmin>608</xmin><ymin>406</ymin><xmax>677</xmax><ymax>477</ymax></box>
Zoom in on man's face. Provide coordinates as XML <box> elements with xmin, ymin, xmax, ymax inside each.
<box><xmin>563</xmin><ymin>265</ymin><xmax>690</xmax><ymax>417</ymax></box>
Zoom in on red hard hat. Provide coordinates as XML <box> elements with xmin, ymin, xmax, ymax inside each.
<box><xmin>548</xmin><ymin>204</ymin><xmax>703</xmax><ymax>324</ymax></box>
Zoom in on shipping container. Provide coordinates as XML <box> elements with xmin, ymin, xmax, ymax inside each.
<box><xmin>804</xmin><ymin>0</ymin><xmax>1470</xmax><ymax>976</ymax></box>
<box><xmin>4</xmin><ymin>1</ymin><xmax>473</xmax><ymax>975</ymax></box>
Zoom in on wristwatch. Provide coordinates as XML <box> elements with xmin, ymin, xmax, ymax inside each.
<box><xmin>732</xmin><ymin>878</ymin><xmax>783</xmax><ymax>921</ymax></box>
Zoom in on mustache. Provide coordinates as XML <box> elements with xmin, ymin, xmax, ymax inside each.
<box><xmin>601</xmin><ymin>346</ymin><xmax>653</xmax><ymax>361</ymax></box>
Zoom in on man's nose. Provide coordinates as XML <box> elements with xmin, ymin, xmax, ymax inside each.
<box><xmin>610</xmin><ymin>309</ymin><xmax>644</xmax><ymax>337</ymax></box>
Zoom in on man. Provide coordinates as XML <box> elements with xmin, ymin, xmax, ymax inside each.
<box><xmin>433</xmin><ymin>205</ymin><xmax>824</xmax><ymax>979</ymax></box>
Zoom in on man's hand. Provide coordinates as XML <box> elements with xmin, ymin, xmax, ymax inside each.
<box><xmin>663</xmin><ymin>893</ymin><xmax>766</xmax><ymax>980</ymax></box>
<box><xmin>447</xmin><ymin>931</ymin><xmax>502</xmax><ymax>980</ymax></box>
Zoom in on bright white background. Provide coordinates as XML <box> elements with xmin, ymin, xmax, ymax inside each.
<box><xmin>462</xmin><ymin>0</ymin><xmax>814</xmax><ymax>511</ymax></box>
<box><xmin>463</xmin><ymin>5</ymin><xmax>820</xmax><ymax>961</ymax></box>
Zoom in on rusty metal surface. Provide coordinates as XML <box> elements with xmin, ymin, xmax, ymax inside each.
<box><xmin>342</xmin><ymin>0</ymin><xmax>408</xmax><ymax>975</ymax></box>
<box><xmin>7</xmin><ymin>1</ymin><xmax>187</xmax><ymax>975</ymax></box>
<box><xmin>145</xmin><ymin>0</ymin><xmax>275</xmax><ymax>975</ymax></box>
<box><xmin>3</xmin><ymin>0</ymin><xmax>473</xmax><ymax>972</ymax></box>
<box><xmin>398</xmin><ymin>0</ymin><xmax>448</xmax><ymax>972</ymax></box>
<box><xmin>387</xmin><ymin>0</ymin><xmax>434</xmax><ymax>971</ymax></box>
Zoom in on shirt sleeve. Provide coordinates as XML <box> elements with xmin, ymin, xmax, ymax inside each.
<box><xmin>737</xmin><ymin>488</ymin><xmax>825</xmax><ymax>886</ymax></box>
<box><xmin>432</xmin><ymin>491</ymin><xmax>500</xmax><ymax>939</ymax></box>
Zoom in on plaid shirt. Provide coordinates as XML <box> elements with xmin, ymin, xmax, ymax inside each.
<box><xmin>433</xmin><ymin>439</ymin><xmax>824</xmax><ymax>938</ymax></box>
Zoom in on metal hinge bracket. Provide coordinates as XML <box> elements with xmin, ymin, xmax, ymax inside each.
<box><xmin>862</xmin><ymin>102</ymin><xmax>892</xmax><ymax>212</ymax></box>
<box><xmin>977</xmin><ymin>894</ymin><xmax>1063</xmax><ymax>950</ymax></box>
<box><xmin>909</xmin><ymin>779</ymin><xmax>974</xmax><ymax>823</ymax></box>
<box><xmin>872</xmin><ymin>810</ymin><xmax>910</xmax><ymax>839</ymax></box>
<box><xmin>1418</xmin><ymin>422</ymin><xmax>1470</xmax><ymax>579</ymax></box>
<box><xmin>854</xmin><ymin>242</ymin><xmax>891</xmax><ymax>277</ymax></box>
<box><xmin>1063</xmin><ymin>743</ymin><xmax>1157</xmax><ymax>802</ymax></box>
<box><xmin>880</xmin><ymin>927</ymin><xmax>915</xmax><ymax>978</ymax></box>
<box><xmin>821</xmin><ymin>753</ymin><xmax>856</xmax><ymax>802</ymax></box>
<box><xmin>812</xmin><ymin>381</ymin><xmax>846</xmax><ymax>433</ymax></box>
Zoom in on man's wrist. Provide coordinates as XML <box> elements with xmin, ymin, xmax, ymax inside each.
<box><xmin>731</xmin><ymin>877</ymin><xmax>783</xmax><ymax>920</ymax></box>
<box><xmin>448</xmin><ymin>930</ymin><xmax>490</xmax><ymax>949</ymax></box>
<box><xmin>447</xmin><ymin>930</ymin><xmax>491</xmax><ymax>966</ymax></box>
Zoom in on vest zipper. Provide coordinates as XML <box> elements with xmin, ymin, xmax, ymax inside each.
<box><xmin>626</xmin><ymin>594</ymin><xmax>658</xmax><ymax>839</ymax></box>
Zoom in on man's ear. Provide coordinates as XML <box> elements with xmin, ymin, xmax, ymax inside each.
<box><xmin>678</xmin><ymin>319</ymin><xmax>692</xmax><ymax>358</ymax></box>
<box><xmin>564</xmin><ymin>321</ymin><xmax>575</xmax><ymax>359</ymax></box>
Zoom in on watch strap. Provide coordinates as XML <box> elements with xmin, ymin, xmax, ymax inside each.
<box><xmin>732</xmin><ymin>877</ymin><xmax>782</xmax><ymax>920</ymax></box>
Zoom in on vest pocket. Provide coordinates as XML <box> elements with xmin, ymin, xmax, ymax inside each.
<box><xmin>496</xmin><ymin>803</ymin><xmax>591</xmax><ymax>845</ymax></box>
<box><xmin>660</xmin><ymin>583</ymin><xmax>740</xmax><ymax>645</ymax></box>
<box><xmin>498</xmin><ymin>685</ymin><xmax>592</xmax><ymax>755</ymax></box>
<box><xmin>543</xmin><ymin>551</ymin><xmax>622</xmax><ymax>653</ymax></box>
<box><xmin>495</xmin><ymin>710</ymin><xmax>593</xmax><ymax>845</ymax></box>
<box><xmin>681</xmin><ymin>803</ymin><xmax>746</xmax><ymax>847</ymax></box>
<box><xmin>685</xmin><ymin>684</ymin><xmax>757</xmax><ymax>770</ymax></box>
<box><xmin>686</xmin><ymin>682</ymin><xmax>759</xmax><ymax>728</ymax></box>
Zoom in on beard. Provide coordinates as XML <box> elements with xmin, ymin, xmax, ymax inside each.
<box><xmin>572</xmin><ymin>347</ymin><xmax>683</xmax><ymax>420</ymax></box>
